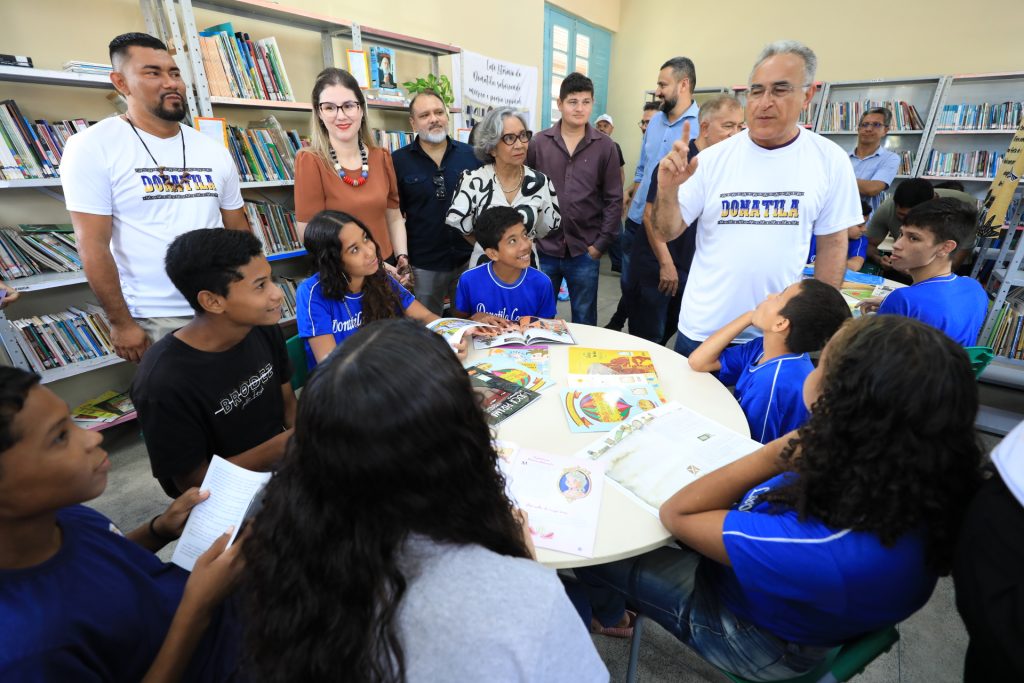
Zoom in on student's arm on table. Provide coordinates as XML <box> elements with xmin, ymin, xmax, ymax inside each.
<box><xmin>71</xmin><ymin>211</ymin><xmax>151</xmax><ymax>362</ymax></box>
<box><xmin>220</xmin><ymin>207</ymin><xmax>250</xmax><ymax>231</ymax></box>
<box><xmin>847</xmin><ymin>255</ymin><xmax>865</xmax><ymax>272</ymax></box>
<box><xmin>141</xmin><ymin>531</ymin><xmax>245</xmax><ymax>683</ymax></box>
<box><xmin>658</xmin><ymin>432</ymin><xmax>794</xmax><ymax>565</ymax></box>
<box><xmin>687</xmin><ymin>311</ymin><xmax>753</xmax><ymax>373</ymax></box>
<box><xmin>813</xmin><ymin>230</ymin><xmax>848</xmax><ymax>288</ymax></box>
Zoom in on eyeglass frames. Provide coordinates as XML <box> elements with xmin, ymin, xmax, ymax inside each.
<box><xmin>500</xmin><ymin>130</ymin><xmax>533</xmax><ymax>146</ymax></box>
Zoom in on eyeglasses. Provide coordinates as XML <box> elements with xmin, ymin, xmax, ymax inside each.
<box><xmin>747</xmin><ymin>82</ymin><xmax>810</xmax><ymax>100</ymax></box>
<box><xmin>858</xmin><ymin>121</ymin><xmax>887</xmax><ymax>130</ymax></box>
<box><xmin>500</xmin><ymin>130</ymin><xmax>533</xmax><ymax>146</ymax></box>
<box><xmin>433</xmin><ymin>171</ymin><xmax>446</xmax><ymax>200</ymax></box>
<box><xmin>318</xmin><ymin>101</ymin><xmax>362</xmax><ymax>117</ymax></box>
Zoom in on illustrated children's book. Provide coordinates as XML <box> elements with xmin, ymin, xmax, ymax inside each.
<box><xmin>576</xmin><ymin>402</ymin><xmax>760</xmax><ymax>516</ymax></box>
<box><xmin>426</xmin><ymin>317</ymin><xmax>494</xmax><ymax>350</ymax></box>
<box><xmin>471</xmin><ymin>357</ymin><xmax>551</xmax><ymax>392</ymax></box>
<box><xmin>561</xmin><ymin>383</ymin><xmax>662</xmax><ymax>433</ymax></box>
<box><xmin>467</xmin><ymin>366</ymin><xmax>541</xmax><ymax>425</ymax></box>
<box><xmin>472</xmin><ymin>317</ymin><xmax>576</xmax><ymax>349</ymax></box>
<box><xmin>567</xmin><ymin>347</ymin><xmax>665</xmax><ymax>401</ymax></box>
<box><xmin>495</xmin><ymin>441</ymin><xmax>605</xmax><ymax>557</ymax></box>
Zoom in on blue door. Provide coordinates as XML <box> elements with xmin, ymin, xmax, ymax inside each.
<box><xmin>542</xmin><ymin>5</ymin><xmax>613</xmax><ymax>129</ymax></box>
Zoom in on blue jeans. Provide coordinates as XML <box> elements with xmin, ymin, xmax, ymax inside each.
<box><xmin>539</xmin><ymin>251</ymin><xmax>600</xmax><ymax>326</ymax></box>
<box><xmin>674</xmin><ymin>331</ymin><xmax>704</xmax><ymax>357</ymax></box>
<box><xmin>573</xmin><ymin>547</ymin><xmax>831</xmax><ymax>681</ymax></box>
<box><xmin>628</xmin><ymin>284</ymin><xmax>671</xmax><ymax>344</ymax></box>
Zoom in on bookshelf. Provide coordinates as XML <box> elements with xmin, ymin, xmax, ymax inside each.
<box><xmin>0</xmin><ymin>65</ymin><xmax>112</xmax><ymax>89</ymax></box>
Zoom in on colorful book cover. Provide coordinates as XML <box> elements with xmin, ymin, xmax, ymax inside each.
<box><xmin>467</xmin><ymin>366</ymin><xmax>541</xmax><ymax>425</ymax></box>
<box><xmin>470</xmin><ymin>358</ymin><xmax>550</xmax><ymax>393</ymax></box>
<box><xmin>568</xmin><ymin>347</ymin><xmax>658</xmax><ymax>377</ymax></box>
<box><xmin>561</xmin><ymin>384</ymin><xmax>661</xmax><ymax>433</ymax></box>
<box><xmin>484</xmin><ymin>346</ymin><xmax>550</xmax><ymax>380</ymax></box>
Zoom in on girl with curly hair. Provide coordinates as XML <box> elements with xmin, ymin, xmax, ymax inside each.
<box><xmin>295</xmin><ymin>210</ymin><xmax>439</xmax><ymax>369</ymax></box>
<box><xmin>241</xmin><ymin>319</ymin><xmax>607</xmax><ymax>682</ymax></box>
<box><xmin>573</xmin><ymin>315</ymin><xmax>982</xmax><ymax>681</ymax></box>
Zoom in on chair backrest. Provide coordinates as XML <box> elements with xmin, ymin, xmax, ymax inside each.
<box><xmin>964</xmin><ymin>345</ymin><xmax>994</xmax><ymax>380</ymax></box>
<box><xmin>286</xmin><ymin>334</ymin><xmax>309</xmax><ymax>391</ymax></box>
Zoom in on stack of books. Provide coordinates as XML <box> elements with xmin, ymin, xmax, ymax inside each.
<box><xmin>71</xmin><ymin>390</ymin><xmax>136</xmax><ymax>430</ymax></box>
<box><xmin>985</xmin><ymin>288</ymin><xmax>1024</xmax><ymax>359</ymax></box>
<box><xmin>277</xmin><ymin>277</ymin><xmax>298</xmax><ymax>322</ymax></box>
<box><xmin>61</xmin><ymin>61</ymin><xmax>112</xmax><ymax>75</ymax></box>
<box><xmin>244</xmin><ymin>200</ymin><xmax>301</xmax><ymax>255</ymax></box>
<box><xmin>820</xmin><ymin>99</ymin><xmax>925</xmax><ymax>132</ymax></box>
<box><xmin>373</xmin><ymin>129</ymin><xmax>414</xmax><ymax>152</ymax></box>
<box><xmin>199</xmin><ymin>22</ymin><xmax>295</xmax><ymax>101</ymax></box>
<box><xmin>925</xmin><ymin>150</ymin><xmax>1004</xmax><ymax>179</ymax></box>
<box><xmin>7</xmin><ymin>304</ymin><xmax>117</xmax><ymax>372</ymax></box>
<box><xmin>0</xmin><ymin>101</ymin><xmax>92</xmax><ymax>179</ymax></box>
<box><xmin>896</xmin><ymin>150</ymin><xmax>915</xmax><ymax>175</ymax></box>
<box><xmin>937</xmin><ymin>102</ymin><xmax>1023</xmax><ymax>131</ymax></box>
<box><xmin>227</xmin><ymin>116</ymin><xmax>303</xmax><ymax>182</ymax></box>
<box><xmin>0</xmin><ymin>224</ymin><xmax>81</xmax><ymax>279</ymax></box>
<box><xmin>798</xmin><ymin>103</ymin><xmax>818</xmax><ymax>126</ymax></box>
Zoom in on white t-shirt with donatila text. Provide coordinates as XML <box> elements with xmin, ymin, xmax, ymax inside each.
<box><xmin>676</xmin><ymin>129</ymin><xmax>862</xmax><ymax>341</ymax></box>
<box><xmin>61</xmin><ymin>116</ymin><xmax>243</xmax><ymax>318</ymax></box>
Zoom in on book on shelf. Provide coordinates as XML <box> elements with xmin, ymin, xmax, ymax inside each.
<box><xmin>925</xmin><ymin>149</ymin><xmax>1004</xmax><ymax>179</ymax></box>
<box><xmin>798</xmin><ymin>102</ymin><xmax>818</xmax><ymax>126</ymax></box>
<box><xmin>199</xmin><ymin>22</ymin><xmax>295</xmax><ymax>102</ymax></box>
<box><xmin>6</xmin><ymin>303</ymin><xmax>116</xmax><ymax>372</ymax></box>
<box><xmin>0</xmin><ymin>54</ymin><xmax>32</xmax><ymax>68</ymax></box>
<box><xmin>472</xmin><ymin>317</ymin><xmax>576</xmax><ymax>349</ymax></box>
<box><xmin>277</xmin><ymin>276</ymin><xmax>298</xmax><ymax>321</ymax></box>
<box><xmin>71</xmin><ymin>390</ymin><xmax>136</xmax><ymax>429</ymax></box>
<box><xmin>61</xmin><ymin>61</ymin><xmax>112</xmax><ymax>75</ymax></box>
<box><xmin>937</xmin><ymin>102</ymin><xmax>1023</xmax><ymax>131</ymax></box>
<box><xmin>226</xmin><ymin>116</ymin><xmax>303</xmax><ymax>182</ymax></box>
<box><xmin>986</xmin><ymin>288</ymin><xmax>1024</xmax><ymax>359</ymax></box>
<box><xmin>0</xmin><ymin>99</ymin><xmax>93</xmax><ymax>180</ymax></box>
<box><xmin>897</xmin><ymin>150</ymin><xmax>915</xmax><ymax>175</ymax></box>
<box><xmin>0</xmin><ymin>224</ymin><xmax>81</xmax><ymax>280</ymax></box>
<box><xmin>368</xmin><ymin>46</ymin><xmax>399</xmax><ymax>91</ymax></box>
<box><xmin>372</xmin><ymin>129</ymin><xmax>414</xmax><ymax>153</ymax></box>
<box><xmin>820</xmin><ymin>99</ymin><xmax>925</xmax><ymax>132</ymax></box>
<box><xmin>466</xmin><ymin>365</ymin><xmax>541</xmax><ymax>424</ymax></box>
<box><xmin>243</xmin><ymin>200</ymin><xmax>300</xmax><ymax>255</ymax></box>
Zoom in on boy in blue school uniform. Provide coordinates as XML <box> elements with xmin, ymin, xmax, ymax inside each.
<box><xmin>863</xmin><ymin>197</ymin><xmax>987</xmax><ymax>346</ymax></box>
<box><xmin>454</xmin><ymin>206</ymin><xmax>557</xmax><ymax>323</ymax></box>
<box><xmin>808</xmin><ymin>199</ymin><xmax>871</xmax><ymax>272</ymax></box>
<box><xmin>688</xmin><ymin>280</ymin><xmax>851</xmax><ymax>443</ymax></box>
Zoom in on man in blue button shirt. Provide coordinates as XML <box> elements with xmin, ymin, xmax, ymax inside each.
<box><xmin>606</xmin><ymin>57</ymin><xmax>700</xmax><ymax>331</ymax></box>
<box><xmin>393</xmin><ymin>91</ymin><xmax>482</xmax><ymax>315</ymax></box>
<box><xmin>850</xmin><ymin>107</ymin><xmax>900</xmax><ymax>214</ymax></box>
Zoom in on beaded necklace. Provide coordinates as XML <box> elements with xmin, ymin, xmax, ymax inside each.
<box><xmin>330</xmin><ymin>142</ymin><xmax>370</xmax><ymax>187</ymax></box>
<box><xmin>125</xmin><ymin>115</ymin><xmax>190</xmax><ymax>191</ymax></box>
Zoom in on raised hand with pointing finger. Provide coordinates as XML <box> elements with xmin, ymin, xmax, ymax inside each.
<box><xmin>656</xmin><ymin>120</ymin><xmax>699</xmax><ymax>194</ymax></box>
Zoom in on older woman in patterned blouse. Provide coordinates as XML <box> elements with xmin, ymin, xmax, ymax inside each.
<box><xmin>446</xmin><ymin>107</ymin><xmax>560</xmax><ymax>265</ymax></box>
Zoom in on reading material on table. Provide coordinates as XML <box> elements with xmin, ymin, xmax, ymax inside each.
<box><xmin>567</xmin><ymin>347</ymin><xmax>665</xmax><ymax>401</ymax></box>
<box><xmin>472</xmin><ymin>317</ymin><xmax>575</xmax><ymax>349</ymax></box>
<box><xmin>576</xmin><ymin>402</ymin><xmax>761</xmax><ymax>516</ymax></box>
<box><xmin>495</xmin><ymin>441</ymin><xmax>605</xmax><ymax>558</ymax></box>
<box><xmin>426</xmin><ymin>317</ymin><xmax>494</xmax><ymax>349</ymax></box>
<box><xmin>472</xmin><ymin>347</ymin><xmax>552</xmax><ymax>392</ymax></box>
<box><xmin>467</xmin><ymin>366</ymin><xmax>541</xmax><ymax>424</ymax></box>
<box><xmin>561</xmin><ymin>383</ymin><xmax>662</xmax><ymax>433</ymax></box>
<box><xmin>171</xmin><ymin>456</ymin><xmax>271</xmax><ymax>572</ymax></box>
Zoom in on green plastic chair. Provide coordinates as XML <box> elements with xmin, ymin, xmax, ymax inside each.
<box><xmin>285</xmin><ymin>334</ymin><xmax>309</xmax><ymax>391</ymax></box>
<box><xmin>964</xmin><ymin>346</ymin><xmax>994</xmax><ymax>380</ymax></box>
<box><xmin>626</xmin><ymin>615</ymin><xmax>898</xmax><ymax>683</ymax></box>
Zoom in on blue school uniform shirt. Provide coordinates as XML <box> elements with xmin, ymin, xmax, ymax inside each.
<box><xmin>877</xmin><ymin>274</ymin><xmax>988</xmax><ymax>346</ymax></box>
<box><xmin>807</xmin><ymin>234</ymin><xmax>867</xmax><ymax>264</ymax></box>
<box><xmin>0</xmin><ymin>505</ymin><xmax>239</xmax><ymax>682</ymax></box>
<box><xmin>709</xmin><ymin>473</ymin><xmax>936</xmax><ymax>646</ymax></box>
<box><xmin>455</xmin><ymin>263</ymin><xmax>557</xmax><ymax>322</ymax></box>
<box><xmin>297</xmin><ymin>272</ymin><xmax>415</xmax><ymax>369</ymax></box>
<box><xmin>718</xmin><ymin>337</ymin><xmax>813</xmax><ymax>444</ymax></box>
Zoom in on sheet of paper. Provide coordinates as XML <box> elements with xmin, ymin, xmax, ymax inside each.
<box><xmin>576</xmin><ymin>402</ymin><xmax>760</xmax><ymax>517</ymax></box>
<box><xmin>496</xmin><ymin>442</ymin><xmax>604</xmax><ymax>557</ymax></box>
<box><xmin>171</xmin><ymin>455</ymin><xmax>271</xmax><ymax>572</ymax></box>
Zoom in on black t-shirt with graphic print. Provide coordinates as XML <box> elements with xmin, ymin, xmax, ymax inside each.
<box><xmin>131</xmin><ymin>324</ymin><xmax>291</xmax><ymax>497</ymax></box>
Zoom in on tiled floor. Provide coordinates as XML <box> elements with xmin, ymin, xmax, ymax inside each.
<box><xmin>87</xmin><ymin>257</ymin><xmax>991</xmax><ymax>682</ymax></box>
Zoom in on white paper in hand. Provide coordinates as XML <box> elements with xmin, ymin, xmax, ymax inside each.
<box><xmin>170</xmin><ymin>455</ymin><xmax>271</xmax><ymax>572</ymax></box>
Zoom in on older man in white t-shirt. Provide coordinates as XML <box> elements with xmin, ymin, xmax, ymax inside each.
<box><xmin>654</xmin><ymin>41</ymin><xmax>861</xmax><ymax>357</ymax></box>
<box><xmin>61</xmin><ymin>33</ymin><xmax>249</xmax><ymax>362</ymax></box>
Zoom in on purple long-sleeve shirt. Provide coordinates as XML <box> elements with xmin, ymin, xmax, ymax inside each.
<box><xmin>528</xmin><ymin>122</ymin><xmax>623</xmax><ymax>258</ymax></box>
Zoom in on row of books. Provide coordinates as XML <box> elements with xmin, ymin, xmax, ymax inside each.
<box><xmin>7</xmin><ymin>304</ymin><xmax>116</xmax><ymax>372</ymax></box>
<box><xmin>985</xmin><ymin>290</ymin><xmax>1024</xmax><ymax>359</ymax></box>
<box><xmin>936</xmin><ymin>102</ymin><xmax>1023</xmax><ymax>131</ymax></box>
<box><xmin>244</xmin><ymin>201</ymin><xmax>301</xmax><ymax>255</ymax></box>
<box><xmin>819</xmin><ymin>100</ymin><xmax>925</xmax><ymax>132</ymax></box>
<box><xmin>798</xmin><ymin>103</ymin><xmax>818</xmax><ymax>126</ymax></box>
<box><xmin>0</xmin><ymin>99</ymin><xmax>93</xmax><ymax>180</ymax></box>
<box><xmin>372</xmin><ymin>129</ymin><xmax>415</xmax><ymax>153</ymax></box>
<box><xmin>924</xmin><ymin>150</ymin><xmax>1004</xmax><ymax>179</ymax></box>
<box><xmin>277</xmin><ymin>277</ymin><xmax>298</xmax><ymax>322</ymax></box>
<box><xmin>199</xmin><ymin>22</ymin><xmax>295</xmax><ymax>102</ymax></box>
<box><xmin>0</xmin><ymin>224</ymin><xmax>80</xmax><ymax>279</ymax></box>
<box><xmin>227</xmin><ymin>117</ymin><xmax>304</xmax><ymax>182</ymax></box>
<box><xmin>896</xmin><ymin>150</ymin><xmax>915</xmax><ymax>176</ymax></box>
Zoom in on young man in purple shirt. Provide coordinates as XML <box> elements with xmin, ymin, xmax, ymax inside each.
<box><xmin>528</xmin><ymin>72</ymin><xmax>622</xmax><ymax>326</ymax></box>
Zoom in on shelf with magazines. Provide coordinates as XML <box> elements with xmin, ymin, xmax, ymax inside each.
<box><xmin>0</xmin><ymin>64</ymin><xmax>113</xmax><ymax>89</ymax></box>
<box><xmin>813</xmin><ymin>76</ymin><xmax>944</xmax><ymax>177</ymax></box>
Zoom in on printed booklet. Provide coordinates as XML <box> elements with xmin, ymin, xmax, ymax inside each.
<box><xmin>562</xmin><ymin>383</ymin><xmax>662</xmax><ymax>433</ymax></box>
<box><xmin>466</xmin><ymin>366</ymin><xmax>541</xmax><ymax>424</ymax></box>
<box><xmin>472</xmin><ymin>317</ymin><xmax>575</xmax><ymax>349</ymax></box>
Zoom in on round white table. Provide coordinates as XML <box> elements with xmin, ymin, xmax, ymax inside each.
<box><xmin>466</xmin><ymin>323</ymin><xmax>749</xmax><ymax>569</ymax></box>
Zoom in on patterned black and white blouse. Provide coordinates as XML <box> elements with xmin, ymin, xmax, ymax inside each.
<box><xmin>446</xmin><ymin>164</ymin><xmax>561</xmax><ymax>241</ymax></box>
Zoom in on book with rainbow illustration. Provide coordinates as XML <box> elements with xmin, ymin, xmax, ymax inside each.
<box><xmin>561</xmin><ymin>383</ymin><xmax>662</xmax><ymax>433</ymax></box>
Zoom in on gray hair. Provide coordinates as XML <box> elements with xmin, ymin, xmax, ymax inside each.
<box><xmin>860</xmin><ymin>106</ymin><xmax>893</xmax><ymax>128</ymax></box>
<box><xmin>750</xmin><ymin>40</ymin><xmax>817</xmax><ymax>88</ymax></box>
<box><xmin>473</xmin><ymin>107</ymin><xmax>530</xmax><ymax>163</ymax></box>
<box><xmin>698</xmin><ymin>94</ymin><xmax>742</xmax><ymax>123</ymax></box>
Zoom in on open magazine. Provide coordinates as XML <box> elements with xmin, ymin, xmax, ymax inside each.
<box><xmin>426</xmin><ymin>317</ymin><xmax>495</xmax><ymax>349</ymax></box>
<box><xmin>473</xmin><ymin>317</ymin><xmax>576</xmax><ymax>349</ymax></box>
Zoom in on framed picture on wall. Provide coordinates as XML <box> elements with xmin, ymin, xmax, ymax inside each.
<box><xmin>346</xmin><ymin>49</ymin><xmax>371</xmax><ymax>89</ymax></box>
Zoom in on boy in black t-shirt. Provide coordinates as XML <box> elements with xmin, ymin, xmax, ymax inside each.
<box><xmin>132</xmin><ymin>229</ymin><xmax>295</xmax><ymax>497</ymax></box>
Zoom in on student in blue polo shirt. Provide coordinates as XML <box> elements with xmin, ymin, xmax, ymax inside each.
<box><xmin>454</xmin><ymin>206</ymin><xmax>557</xmax><ymax>323</ymax></box>
<box><xmin>297</xmin><ymin>210</ymin><xmax>440</xmax><ymax>368</ymax></box>
<box><xmin>688</xmin><ymin>279</ymin><xmax>851</xmax><ymax>443</ymax></box>
<box><xmin>862</xmin><ymin>197</ymin><xmax>987</xmax><ymax>346</ymax></box>
<box><xmin>572</xmin><ymin>315</ymin><xmax>982</xmax><ymax>681</ymax></box>
<box><xmin>808</xmin><ymin>199</ymin><xmax>871</xmax><ymax>271</ymax></box>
